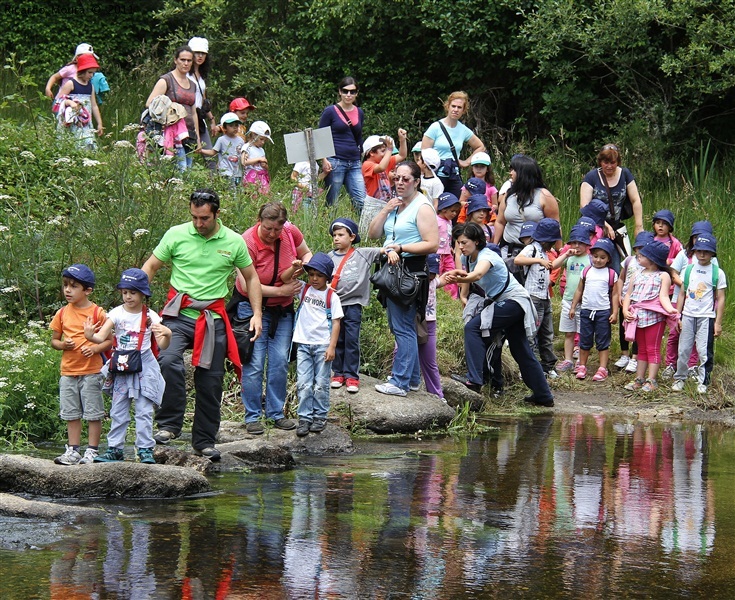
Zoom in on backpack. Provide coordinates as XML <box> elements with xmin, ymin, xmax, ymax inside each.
<box><xmin>582</xmin><ymin>265</ymin><xmax>616</xmax><ymax>306</ymax></box>
<box><xmin>683</xmin><ymin>263</ymin><xmax>720</xmax><ymax>310</ymax></box>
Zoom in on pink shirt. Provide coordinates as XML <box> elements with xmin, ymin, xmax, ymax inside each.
<box><xmin>437</xmin><ymin>215</ymin><xmax>453</xmax><ymax>255</ymax></box>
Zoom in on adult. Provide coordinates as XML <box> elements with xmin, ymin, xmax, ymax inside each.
<box><xmin>367</xmin><ymin>161</ymin><xmax>439</xmax><ymax>396</ymax></box>
<box><xmin>146</xmin><ymin>45</ymin><xmax>200</xmax><ymax>170</ymax></box>
<box><xmin>421</xmin><ymin>91</ymin><xmax>485</xmax><ymax>198</ymax></box>
<box><xmin>319</xmin><ymin>77</ymin><xmax>366</xmax><ymax>211</ymax></box>
<box><xmin>142</xmin><ymin>189</ymin><xmax>263</xmax><ymax>460</ymax></box>
<box><xmin>448</xmin><ymin>223</ymin><xmax>554</xmax><ymax>407</ymax></box>
<box><xmin>580</xmin><ymin>143</ymin><xmax>644</xmax><ymax>253</ymax></box>
<box><xmin>188</xmin><ymin>37</ymin><xmax>216</xmax><ymax>169</ymax></box>
<box><xmin>237</xmin><ymin>202</ymin><xmax>313</xmax><ymax>434</ymax></box>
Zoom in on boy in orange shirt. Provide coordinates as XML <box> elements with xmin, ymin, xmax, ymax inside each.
<box><xmin>361</xmin><ymin>129</ymin><xmax>407</xmax><ymax>200</ymax></box>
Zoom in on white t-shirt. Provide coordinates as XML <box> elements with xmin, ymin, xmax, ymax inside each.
<box><xmin>420</xmin><ymin>175</ymin><xmax>444</xmax><ymax>204</ymax></box>
<box><xmin>681</xmin><ymin>262</ymin><xmax>727</xmax><ymax>318</ymax></box>
<box><xmin>107</xmin><ymin>305</ymin><xmax>162</xmax><ymax>351</ymax></box>
<box><xmin>293</xmin><ymin>161</ymin><xmax>315</xmax><ymax>186</ymax></box>
<box><xmin>671</xmin><ymin>250</ymin><xmax>719</xmax><ymax>303</ymax></box>
<box><xmin>242</xmin><ymin>143</ymin><xmax>266</xmax><ymax>172</ymax></box>
<box><xmin>293</xmin><ymin>286</ymin><xmax>344</xmax><ymax>346</ymax></box>
<box><xmin>581</xmin><ymin>266</ymin><xmax>617</xmax><ymax>310</ymax></box>
<box><xmin>519</xmin><ymin>242</ymin><xmax>549</xmax><ymax>299</ymax></box>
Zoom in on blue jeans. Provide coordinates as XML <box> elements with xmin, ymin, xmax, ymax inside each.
<box><xmin>386</xmin><ymin>297</ymin><xmax>420</xmax><ymax>391</ymax></box>
<box><xmin>296</xmin><ymin>343</ymin><xmax>332</xmax><ymax>421</ymax></box>
<box><xmin>324</xmin><ymin>157</ymin><xmax>366</xmax><ymax>211</ymax></box>
<box><xmin>239</xmin><ymin>302</ymin><xmax>293</xmax><ymax>422</ymax></box>
<box><xmin>332</xmin><ymin>304</ymin><xmax>362</xmax><ymax>380</ymax></box>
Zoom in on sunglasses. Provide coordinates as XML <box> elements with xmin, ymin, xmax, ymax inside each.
<box><xmin>341</xmin><ymin>88</ymin><xmax>358</xmax><ymax>95</ymax></box>
<box><xmin>602</xmin><ymin>144</ymin><xmax>619</xmax><ymax>152</ymax></box>
<box><xmin>191</xmin><ymin>191</ymin><xmax>217</xmax><ymax>202</ymax></box>
<box><xmin>394</xmin><ymin>176</ymin><xmax>414</xmax><ymax>183</ymax></box>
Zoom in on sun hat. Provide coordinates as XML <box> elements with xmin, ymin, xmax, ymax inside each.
<box><xmin>591</xmin><ymin>237</ymin><xmax>616</xmax><ymax>260</ymax></box>
<box><xmin>165</xmin><ymin>103</ymin><xmax>187</xmax><ymax>125</ymax></box>
<box><xmin>116</xmin><ymin>268</ymin><xmax>152</xmax><ymax>297</ymax></box>
<box><xmin>580</xmin><ymin>199</ymin><xmax>608</xmax><ymax>227</ymax></box>
<box><xmin>652</xmin><ymin>209</ymin><xmax>675</xmax><ymax>231</ymax></box>
<box><xmin>76</xmin><ymin>54</ymin><xmax>99</xmax><ymax>72</ymax></box>
<box><xmin>533</xmin><ymin>218</ymin><xmax>562</xmax><ymax>243</ymax></box>
<box><xmin>220</xmin><ymin>112</ymin><xmax>241</xmax><ymax>126</ymax></box>
<box><xmin>467</xmin><ymin>194</ymin><xmax>490</xmax><ymax>215</ymax></box>
<box><xmin>330</xmin><ymin>218</ymin><xmax>361</xmax><ymax>244</ymax></box>
<box><xmin>575</xmin><ymin>216</ymin><xmax>597</xmax><ymax>236</ymax></box>
<box><xmin>465</xmin><ymin>177</ymin><xmax>487</xmax><ymax>195</ymax></box>
<box><xmin>62</xmin><ymin>264</ymin><xmax>95</xmax><ymax>288</ymax></box>
<box><xmin>188</xmin><ymin>37</ymin><xmax>209</xmax><ymax>53</ymax></box>
<box><xmin>632</xmin><ymin>231</ymin><xmax>655</xmax><ymax>249</ymax></box>
<box><xmin>421</xmin><ymin>148</ymin><xmax>441</xmax><ymax>171</ymax></box>
<box><xmin>568</xmin><ymin>225</ymin><xmax>592</xmax><ymax>245</ymax></box>
<box><xmin>437</xmin><ymin>192</ymin><xmax>461</xmax><ymax>211</ymax></box>
<box><xmin>362</xmin><ymin>135</ymin><xmax>386</xmax><ymax>158</ymax></box>
<box><xmin>519</xmin><ymin>221</ymin><xmax>538</xmax><ymax>240</ymax></box>
<box><xmin>248</xmin><ymin>120</ymin><xmax>273</xmax><ymax>143</ymax></box>
<box><xmin>692</xmin><ymin>234</ymin><xmax>717</xmax><ymax>255</ymax></box>
<box><xmin>230</xmin><ymin>97</ymin><xmax>255</xmax><ymax>112</ymax></box>
<box><xmin>74</xmin><ymin>43</ymin><xmax>99</xmax><ymax>59</ymax></box>
<box><xmin>411</xmin><ymin>141</ymin><xmax>422</xmax><ymax>154</ymax></box>
<box><xmin>427</xmin><ymin>254</ymin><xmax>440</xmax><ymax>275</ymax></box>
<box><xmin>690</xmin><ymin>221</ymin><xmax>713</xmax><ymax>237</ymax></box>
<box><xmin>304</xmin><ymin>252</ymin><xmax>335</xmax><ymax>281</ymax></box>
<box><xmin>470</xmin><ymin>152</ymin><xmax>491</xmax><ymax>166</ymax></box>
<box><xmin>639</xmin><ymin>240</ymin><xmax>670</xmax><ymax>269</ymax></box>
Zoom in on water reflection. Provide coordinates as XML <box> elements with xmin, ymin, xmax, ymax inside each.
<box><xmin>1</xmin><ymin>415</ymin><xmax>730</xmax><ymax>598</ymax></box>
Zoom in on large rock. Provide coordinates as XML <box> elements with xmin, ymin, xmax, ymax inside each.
<box><xmin>219</xmin><ymin>420</ymin><xmax>355</xmax><ymax>455</ymax></box>
<box><xmin>331</xmin><ymin>375</ymin><xmax>456</xmax><ymax>434</ymax></box>
<box><xmin>441</xmin><ymin>377</ymin><xmax>485</xmax><ymax>411</ymax></box>
<box><xmin>0</xmin><ymin>492</ymin><xmax>107</xmax><ymax>522</ymax></box>
<box><xmin>0</xmin><ymin>454</ymin><xmax>210</xmax><ymax>499</ymax></box>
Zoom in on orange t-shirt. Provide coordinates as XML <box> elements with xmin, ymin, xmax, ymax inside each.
<box><xmin>362</xmin><ymin>156</ymin><xmax>396</xmax><ymax>200</ymax></box>
<box><xmin>49</xmin><ymin>303</ymin><xmax>107</xmax><ymax>376</ymax></box>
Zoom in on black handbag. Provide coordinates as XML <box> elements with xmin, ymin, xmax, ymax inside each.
<box><xmin>370</xmin><ymin>258</ymin><xmax>421</xmax><ymax>306</ymax></box>
<box><xmin>109</xmin><ymin>307</ymin><xmax>147</xmax><ymax>374</ymax></box>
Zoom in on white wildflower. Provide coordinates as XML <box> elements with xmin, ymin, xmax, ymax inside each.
<box><xmin>32</xmin><ymin>348</ymin><xmax>44</xmax><ymax>356</ymax></box>
<box><xmin>160</xmin><ymin>155</ymin><xmax>174</xmax><ymax>161</ymax></box>
<box><xmin>114</xmin><ymin>140</ymin><xmax>135</xmax><ymax>149</ymax></box>
<box><xmin>167</xmin><ymin>177</ymin><xmax>184</xmax><ymax>186</ymax></box>
<box><xmin>0</xmin><ymin>380</ymin><xmax>7</xmax><ymax>388</ymax></box>
<box><xmin>53</xmin><ymin>157</ymin><xmax>72</xmax><ymax>166</ymax></box>
<box><xmin>47</xmin><ymin>215</ymin><xmax>66</xmax><ymax>226</ymax></box>
<box><xmin>19</xmin><ymin>151</ymin><xmax>36</xmax><ymax>160</ymax></box>
<box><xmin>133</xmin><ymin>228</ymin><xmax>150</xmax><ymax>238</ymax></box>
<box><xmin>82</xmin><ymin>158</ymin><xmax>101</xmax><ymax>167</ymax></box>
<box><xmin>1</xmin><ymin>286</ymin><xmax>19</xmax><ymax>293</ymax></box>
<box><xmin>24</xmin><ymin>402</ymin><xmax>35</xmax><ymax>410</ymax></box>
<box><xmin>121</xmin><ymin>123</ymin><xmax>139</xmax><ymax>133</ymax></box>
<box><xmin>27</xmin><ymin>320</ymin><xmax>43</xmax><ymax>329</ymax></box>
<box><xmin>132</xmin><ymin>182</ymin><xmax>141</xmax><ymax>188</ymax></box>
<box><xmin>0</xmin><ymin>194</ymin><xmax>12</xmax><ymax>200</ymax></box>
<box><xmin>13</xmin><ymin>383</ymin><xmax>26</xmax><ymax>392</ymax></box>
<box><xmin>0</xmin><ymin>225</ymin><xmax>9</xmax><ymax>232</ymax></box>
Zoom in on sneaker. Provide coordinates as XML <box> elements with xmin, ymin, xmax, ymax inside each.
<box><xmin>592</xmin><ymin>367</ymin><xmax>609</xmax><ymax>382</ymax></box>
<box><xmin>375</xmin><ymin>382</ymin><xmax>407</xmax><ymax>397</ymax></box>
<box><xmin>625</xmin><ymin>358</ymin><xmax>638</xmax><ymax>373</ymax></box>
<box><xmin>671</xmin><ymin>380</ymin><xmax>685</xmax><ymax>392</ymax></box>
<box><xmin>546</xmin><ymin>369</ymin><xmax>559</xmax><ymax>380</ymax></box>
<box><xmin>79</xmin><ymin>447</ymin><xmax>99</xmax><ymax>464</ymax></box>
<box><xmin>576</xmin><ymin>365</ymin><xmax>588</xmax><ymax>380</ymax></box>
<box><xmin>246</xmin><ymin>421</ymin><xmax>265</xmax><ymax>435</ymax></box>
<box><xmin>54</xmin><ymin>445</ymin><xmax>82</xmax><ymax>466</ymax></box>
<box><xmin>409</xmin><ymin>383</ymin><xmax>421</xmax><ymax>391</ymax></box>
<box><xmin>345</xmin><ymin>378</ymin><xmax>359</xmax><ymax>393</ymax></box>
<box><xmin>641</xmin><ymin>379</ymin><xmax>658</xmax><ymax>392</ymax></box>
<box><xmin>661</xmin><ymin>365</ymin><xmax>675</xmax><ymax>379</ymax></box>
<box><xmin>274</xmin><ymin>418</ymin><xmax>297</xmax><ymax>431</ymax></box>
<box><xmin>697</xmin><ymin>383</ymin><xmax>708</xmax><ymax>394</ymax></box>
<box><xmin>331</xmin><ymin>376</ymin><xmax>345</xmax><ymax>389</ymax></box>
<box><xmin>94</xmin><ymin>447</ymin><xmax>125</xmax><ymax>462</ymax></box>
<box><xmin>624</xmin><ymin>378</ymin><xmax>645</xmax><ymax>391</ymax></box>
<box><xmin>556</xmin><ymin>360</ymin><xmax>575</xmax><ymax>373</ymax></box>
<box><xmin>614</xmin><ymin>355</ymin><xmax>630</xmax><ymax>369</ymax></box>
<box><xmin>310</xmin><ymin>418</ymin><xmax>327</xmax><ymax>433</ymax></box>
<box><xmin>153</xmin><ymin>429</ymin><xmax>178</xmax><ymax>445</ymax></box>
<box><xmin>572</xmin><ymin>346</ymin><xmax>580</xmax><ymax>359</ymax></box>
<box><xmin>193</xmin><ymin>447</ymin><xmax>221</xmax><ymax>461</ymax></box>
<box><xmin>137</xmin><ymin>448</ymin><xmax>156</xmax><ymax>464</ymax></box>
<box><xmin>688</xmin><ymin>367</ymin><xmax>699</xmax><ymax>379</ymax></box>
<box><xmin>296</xmin><ymin>419</ymin><xmax>311</xmax><ymax>437</ymax></box>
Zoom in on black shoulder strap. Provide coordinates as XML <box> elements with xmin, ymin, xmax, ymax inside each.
<box><xmin>438</xmin><ymin>121</ymin><xmax>460</xmax><ymax>166</ymax></box>
<box><xmin>334</xmin><ymin>104</ymin><xmax>361</xmax><ymax>151</ymax></box>
<box><xmin>598</xmin><ymin>167</ymin><xmax>615</xmax><ymax>223</ymax></box>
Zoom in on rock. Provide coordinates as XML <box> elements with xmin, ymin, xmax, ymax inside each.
<box><xmin>330</xmin><ymin>375</ymin><xmax>456</xmax><ymax>434</ymax></box>
<box><xmin>0</xmin><ymin>454</ymin><xmax>210</xmax><ymax>499</ymax></box>
<box><xmin>218</xmin><ymin>421</ymin><xmax>355</xmax><ymax>455</ymax></box>
<box><xmin>215</xmin><ymin>439</ymin><xmax>295</xmax><ymax>472</ymax></box>
<box><xmin>0</xmin><ymin>492</ymin><xmax>107</xmax><ymax>522</ymax></box>
<box><xmin>153</xmin><ymin>446</ymin><xmax>214</xmax><ymax>474</ymax></box>
<box><xmin>441</xmin><ymin>377</ymin><xmax>485</xmax><ymax>411</ymax></box>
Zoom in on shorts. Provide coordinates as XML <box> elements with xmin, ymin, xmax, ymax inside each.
<box><xmin>59</xmin><ymin>373</ymin><xmax>105</xmax><ymax>421</ymax></box>
<box><xmin>559</xmin><ymin>298</ymin><xmax>580</xmax><ymax>333</ymax></box>
<box><xmin>579</xmin><ymin>309</ymin><xmax>612</xmax><ymax>351</ymax></box>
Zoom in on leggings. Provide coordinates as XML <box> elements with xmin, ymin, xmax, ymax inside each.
<box><xmin>634</xmin><ymin>320</ymin><xmax>666</xmax><ymax>364</ymax></box>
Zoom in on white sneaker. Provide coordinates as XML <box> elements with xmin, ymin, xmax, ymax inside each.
<box><xmin>614</xmin><ymin>355</ymin><xmax>630</xmax><ymax>369</ymax></box>
<box><xmin>54</xmin><ymin>444</ymin><xmax>82</xmax><ymax>465</ymax></box>
<box><xmin>375</xmin><ymin>382</ymin><xmax>407</xmax><ymax>397</ymax></box>
<box><xmin>688</xmin><ymin>367</ymin><xmax>699</xmax><ymax>379</ymax></box>
<box><xmin>671</xmin><ymin>380</ymin><xmax>685</xmax><ymax>392</ymax></box>
<box><xmin>661</xmin><ymin>365</ymin><xmax>675</xmax><ymax>379</ymax></box>
<box><xmin>79</xmin><ymin>447</ymin><xmax>99</xmax><ymax>464</ymax></box>
<box><xmin>697</xmin><ymin>383</ymin><xmax>707</xmax><ymax>394</ymax></box>
<box><xmin>546</xmin><ymin>369</ymin><xmax>559</xmax><ymax>380</ymax></box>
<box><xmin>625</xmin><ymin>358</ymin><xmax>638</xmax><ymax>373</ymax></box>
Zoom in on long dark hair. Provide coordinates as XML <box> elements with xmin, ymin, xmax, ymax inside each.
<box><xmin>190</xmin><ymin>54</ymin><xmax>210</xmax><ymax>79</ymax></box>
<box><xmin>507</xmin><ymin>155</ymin><xmax>546</xmax><ymax>210</ymax></box>
<box><xmin>173</xmin><ymin>45</ymin><xmax>193</xmax><ymax>65</ymax></box>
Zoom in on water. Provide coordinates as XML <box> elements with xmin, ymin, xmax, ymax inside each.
<box><xmin>3</xmin><ymin>414</ymin><xmax>735</xmax><ymax>598</ymax></box>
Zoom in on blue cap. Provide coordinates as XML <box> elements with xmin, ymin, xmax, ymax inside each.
<box><xmin>467</xmin><ymin>194</ymin><xmax>490</xmax><ymax>215</ymax></box>
<box><xmin>519</xmin><ymin>221</ymin><xmax>537</xmax><ymax>240</ymax></box>
<box><xmin>632</xmin><ymin>231</ymin><xmax>655</xmax><ymax>249</ymax></box>
<box><xmin>465</xmin><ymin>177</ymin><xmax>487</xmax><ymax>195</ymax></box>
<box><xmin>576</xmin><ymin>216</ymin><xmax>597</xmax><ymax>235</ymax></box>
<box><xmin>591</xmin><ymin>237</ymin><xmax>616</xmax><ymax>259</ymax></box>
<box><xmin>568</xmin><ymin>225</ymin><xmax>592</xmax><ymax>245</ymax></box>
<box><xmin>690</xmin><ymin>221</ymin><xmax>713</xmax><ymax>237</ymax></box>
<box><xmin>116</xmin><ymin>268</ymin><xmax>152</xmax><ymax>297</ymax></box>
<box><xmin>62</xmin><ymin>263</ymin><xmax>95</xmax><ymax>288</ymax></box>
<box><xmin>427</xmin><ymin>253</ymin><xmax>440</xmax><ymax>274</ymax></box>
<box><xmin>304</xmin><ymin>252</ymin><xmax>335</xmax><ymax>281</ymax></box>
<box><xmin>692</xmin><ymin>234</ymin><xmax>717</xmax><ymax>255</ymax></box>
<box><xmin>533</xmin><ymin>218</ymin><xmax>562</xmax><ymax>243</ymax></box>
<box><xmin>330</xmin><ymin>218</ymin><xmax>360</xmax><ymax>244</ymax></box>
<box><xmin>652</xmin><ymin>209</ymin><xmax>675</xmax><ymax>231</ymax></box>
<box><xmin>580</xmin><ymin>199</ymin><xmax>608</xmax><ymax>227</ymax></box>
<box><xmin>639</xmin><ymin>240</ymin><xmax>670</xmax><ymax>269</ymax></box>
<box><xmin>437</xmin><ymin>192</ymin><xmax>461</xmax><ymax>211</ymax></box>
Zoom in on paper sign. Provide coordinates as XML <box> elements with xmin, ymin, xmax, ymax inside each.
<box><xmin>283</xmin><ymin>127</ymin><xmax>335</xmax><ymax>164</ymax></box>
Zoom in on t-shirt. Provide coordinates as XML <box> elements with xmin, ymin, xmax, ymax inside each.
<box><xmin>582</xmin><ymin>167</ymin><xmax>636</xmax><ymax>225</ymax></box>
<box><xmin>107</xmin><ymin>305</ymin><xmax>162</xmax><ymax>352</ymax></box>
<box><xmin>519</xmin><ymin>242</ymin><xmax>550</xmax><ymax>300</ymax></box>
<box><xmin>437</xmin><ymin>215</ymin><xmax>453</xmax><ymax>255</ymax></box>
<box><xmin>318</xmin><ymin>105</ymin><xmax>363</xmax><ymax>161</ymax></box>
<box><xmin>242</xmin><ymin>143</ymin><xmax>266</xmax><ymax>173</ymax></box>
<box><xmin>563</xmin><ymin>254</ymin><xmax>591</xmax><ymax>302</ymax></box>
<box><xmin>502</xmin><ymin>189</ymin><xmax>545</xmax><ymax>245</ymax></box>
<box><xmin>468</xmin><ymin>247</ymin><xmax>522</xmax><ymax>298</ymax></box>
<box><xmin>213</xmin><ymin>135</ymin><xmax>244</xmax><ymax>178</ymax></box>
<box><xmin>363</xmin><ymin>156</ymin><xmax>396</xmax><ymax>200</ymax></box>
<box><xmin>153</xmin><ymin>221</ymin><xmax>253</xmax><ymax>319</ymax></box>
<box><xmin>293</xmin><ymin>161</ymin><xmax>314</xmax><ymax>186</ymax></box>
<box><xmin>50</xmin><ymin>303</ymin><xmax>107</xmax><ymax>376</ymax></box>
<box><xmin>681</xmin><ymin>262</ymin><xmax>727</xmax><ymax>319</ymax></box>
<box><xmin>328</xmin><ymin>247</ymin><xmax>382</xmax><ymax>306</ymax></box>
<box><xmin>581</xmin><ymin>266</ymin><xmax>617</xmax><ymax>310</ymax></box>
<box><xmin>420</xmin><ymin>175</ymin><xmax>444</xmax><ymax>204</ymax></box>
<box><xmin>423</xmin><ymin>120</ymin><xmax>473</xmax><ymax>161</ymax></box>
<box><xmin>293</xmin><ymin>286</ymin><xmax>344</xmax><ymax>346</ymax></box>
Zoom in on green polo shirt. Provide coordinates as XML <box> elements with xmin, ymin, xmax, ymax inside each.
<box><xmin>153</xmin><ymin>220</ymin><xmax>252</xmax><ymax>319</ymax></box>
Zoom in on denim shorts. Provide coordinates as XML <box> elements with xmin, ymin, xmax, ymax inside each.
<box><xmin>579</xmin><ymin>308</ymin><xmax>612</xmax><ymax>351</ymax></box>
<box><xmin>59</xmin><ymin>373</ymin><xmax>105</xmax><ymax>421</ymax></box>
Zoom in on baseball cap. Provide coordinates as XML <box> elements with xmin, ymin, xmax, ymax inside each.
<box><xmin>62</xmin><ymin>264</ymin><xmax>95</xmax><ymax>288</ymax></box>
<box><xmin>230</xmin><ymin>97</ymin><xmax>255</xmax><ymax>112</ymax></box>
<box><xmin>411</xmin><ymin>141</ymin><xmax>422</xmax><ymax>154</ymax></box>
<box><xmin>248</xmin><ymin>120</ymin><xmax>273</xmax><ymax>143</ymax></box>
<box><xmin>470</xmin><ymin>152</ymin><xmax>491</xmax><ymax>166</ymax></box>
<box><xmin>421</xmin><ymin>148</ymin><xmax>441</xmax><ymax>171</ymax></box>
<box><xmin>188</xmin><ymin>37</ymin><xmax>209</xmax><ymax>53</ymax></box>
<box><xmin>330</xmin><ymin>218</ymin><xmax>361</xmax><ymax>244</ymax></box>
<box><xmin>220</xmin><ymin>112</ymin><xmax>241</xmax><ymax>126</ymax></box>
<box><xmin>362</xmin><ymin>135</ymin><xmax>385</xmax><ymax>158</ymax></box>
<box><xmin>74</xmin><ymin>43</ymin><xmax>99</xmax><ymax>59</ymax></box>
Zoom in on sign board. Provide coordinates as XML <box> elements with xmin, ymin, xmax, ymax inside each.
<box><xmin>283</xmin><ymin>127</ymin><xmax>335</xmax><ymax>164</ymax></box>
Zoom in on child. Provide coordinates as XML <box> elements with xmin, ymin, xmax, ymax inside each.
<box><xmin>50</xmin><ymin>264</ymin><xmax>112</xmax><ymax>465</ymax></box>
<box><xmin>515</xmin><ymin>218</ymin><xmax>561</xmax><ymax>378</ymax></box>
<box><xmin>52</xmin><ymin>54</ymin><xmax>103</xmax><ymax>150</ymax></box>
<box><xmin>362</xmin><ymin>130</ymin><xmax>408</xmax><ymax>201</ymax></box>
<box><xmin>293</xmin><ymin>253</ymin><xmax>344</xmax><ymax>436</ymax></box>
<box><xmin>569</xmin><ymin>238</ymin><xmax>619</xmax><ymax>381</ymax></box>
<box><xmin>418</xmin><ymin>254</ymin><xmax>444</xmax><ymax>398</ymax></box>
<box><xmin>469</xmin><ymin>152</ymin><xmax>499</xmax><ymax>218</ymax></box>
<box><xmin>436</xmin><ymin>193</ymin><xmax>462</xmax><ymax>299</ymax></box>
<box><xmin>327</xmin><ymin>218</ymin><xmax>386</xmax><ymax>392</ymax></box>
<box><xmin>614</xmin><ymin>231</ymin><xmax>655</xmax><ymax>373</ymax></box>
<box><xmin>418</xmin><ymin>147</ymin><xmax>445</xmax><ymax>207</ymax></box>
<box><xmin>45</xmin><ymin>43</ymin><xmax>109</xmax><ymax>105</ymax></box>
<box><xmin>622</xmin><ymin>241</ymin><xmax>678</xmax><ymax>391</ymax></box>
<box><xmin>579</xmin><ymin>199</ymin><xmax>608</xmax><ymax>248</ymax></box>
<box><xmin>83</xmin><ymin>269</ymin><xmax>171</xmax><ymax>463</ymax></box>
<box><xmin>229</xmin><ymin>97</ymin><xmax>256</xmax><ymax>140</ymax></box>
<box><xmin>672</xmin><ymin>235</ymin><xmax>726</xmax><ymax>395</ymax></box>
<box><xmin>551</xmin><ymin>226</ymin><xmax>592</xmax><ymax>372</ymax></box>
<box><xmin>457</xmin><ymin>177</ymin><xmax>487</xmax><ymax>224</ymax></box>
<box><xmin>291</xmin><ymin>160</ymin><xmax>325</xmax><ymax>211</ymax></box>
<box><xmin>652</xmin><ymin>209</ymin><xmax>683</xmax><ymax>265</ymax></box>
<box><xmin>465</xmin><ymin>194</ymin><xmax>494</xmax><ymax>242</ymax></box>
<box><xmin>241</xmin><ymin>120</ymin><xmax>273</xmax><ymax>194</ymax></box>
<box><xmin>199</xmin><ymin>112</ymin><xmax>244</xmax><ymax>187</ymax></box>
<box><xmin>411</xmin><ymin>141</ymin><xmax>422</xmax><ymax>163</ymax></box>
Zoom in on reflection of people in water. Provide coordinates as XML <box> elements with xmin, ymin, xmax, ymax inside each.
<box><xmin>49</xmin><ymin>531</ymin><xmax>100</xmax><ymax>599</ymax></box>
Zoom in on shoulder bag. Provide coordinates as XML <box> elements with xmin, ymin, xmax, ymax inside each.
<box><xmin>109</xmin><ymin>307</ymin><xmax>147</xmax><ymax>374</ymax></box>
<box><xmin>599</xmin><ymin>168</ymin><xmax>631</xmax><ymax>258</ymax></box>
<box><xmin>438</xmin><ymin>121</ymin><xmax>463</xmax><ymax>183</ymax></box>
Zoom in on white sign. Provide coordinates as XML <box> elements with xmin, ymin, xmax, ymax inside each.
<box><xmin>283</xmin><ymin>127</ymin><xmax>335</xmax><ymax>164</ymax></box>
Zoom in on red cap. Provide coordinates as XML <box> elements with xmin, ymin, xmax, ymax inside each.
<box><xmin>229</xmin><ymin>97</ymin><xmax>255</xmax><ymax>111</ymax></box>
<box><xmin>76</xmin><ymin>54</ymin><xmax>99</xmax><ymax>72</ymax></box>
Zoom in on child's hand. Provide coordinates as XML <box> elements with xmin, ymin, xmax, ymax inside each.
<box><xmin>384</xmin><ymin>136</ymin><xmax>395</xmax><ymax>150</ymax></box>
<box><xmin>568</xmin><ymin>307</ymin><xmax>575</xmax><ymax>319</ymax></box>
<box><xmin>151</xmin><ymin>322</ymin><xmax>170</xmax><ymax>338</ymax></box>
<box><xmin>715</xmin><ymin>322</ymin><xmax>722</xmax><ymax>337</ymax></box>
<box><xmin>291</xmin><ymin>259</ymin><xmax>303</xmax><ymax>275</ymax></box>
<box><xmin>79</xmin><ymin>344</ymin><xmax>95</xmax><ymax>357</ymax></box>
<box><xmin>623</xmin><ymin>309</ymin><xmax>633</xmax><ymax>321</ymax></box>
<box><xmin>397</xmin><ymin>128</ymin><xmax>407</xmax><ymax>141</ymax></box>
<box><xmin>324</xmin><ymin>347</ymin><xmax>335</xmax><ymax>361</ymax></box>
<box><xmin>259</xmin><ymin>158</ymin><xmax>268</xmax><ymax>167</ymax></box>
<box><xmin>83</xmin><ymin>316</ymin><xmax>98</xmax><ymax>340</ymax></box>
<box><xmin>63</xmin><ymin>337</ymin><xmax>76</xmax><ymax>350</ymax></box>
<box><xmin>539</xmin><ymin>258</ymin><xmax>553</xmax><ymax>270</ymax></box>
<box><xmin>609</xmin><ymin>312</ymin><xmax>618</xmax><ymax>324</ymax></box>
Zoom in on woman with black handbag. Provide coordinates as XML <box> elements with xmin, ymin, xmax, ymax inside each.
<box><xmin>368</xmin><ymin>161</ymin><xmax>439</xmax><ymax>396</ymax></box>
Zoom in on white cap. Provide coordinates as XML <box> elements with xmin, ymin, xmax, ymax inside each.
<box><xmin>421</xmin><ymin>147</ymin><xmax>441</xmax><ymax>171</ymax></box>
<box><xmin>362</xmin><ymin>135</ymin><xmax>386</xmax><ymax>158</ymax></box>
<box><xmin>470</xmin><ymin>151</ymin><xmax>491</xmax><ymax>166</ymax></box>
<box><xmin>248</xmin><ymin>120</ymin><xmax>273</xmax><ymax>143</ymax></box>
<box><xmin>220</xmin><ymin>112</ymin><xmax>241</xmax><ymax>126</ymax></box>
<box><xmin>74</xmin><ymin>43</ymin><xmax>99</xmax><ymax>59</ymax></box>
<box><xmin>188</xmin><ymin>37</ymin><xmax>209</xmax><ymax>53</ymax></box>
<box><xmin>411</xmin><ymin>141</ymin><xmax>422</xmax><ymax>153</ymax></box>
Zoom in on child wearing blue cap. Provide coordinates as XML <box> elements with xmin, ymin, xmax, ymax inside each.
<box><xmin>652</xmin><ymin>209</ymin><xmax>683</xmax><ymax>265</ymax></box>
<box><xmin>436</xmin><ymin>193</ymin><xmax>462</xmax><ymax>299</ymax></box>
<box><xmin>50</xmin><ymin>264</ymin><xmax>113</xmax><ymax>465</ymax></box>
<box><xmin>84</xmin><ymin>268</ymin><xmax>171</xmax><ymax>463</ymax></box>
<box><xmin>672</xmin><ymin>234</ymin><xmax>727</xmax><ymax>395</ymax></box>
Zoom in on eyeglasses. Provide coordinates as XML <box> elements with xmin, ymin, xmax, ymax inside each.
<box><xmin>341</xmin><ymin>88</ymin><xmax>358</xmax><ymax>95</ymax></box>
<box><xmin>394</xmin><ymin>176</ymin><xmax>414</xmax><ymax>183</ymax></box>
